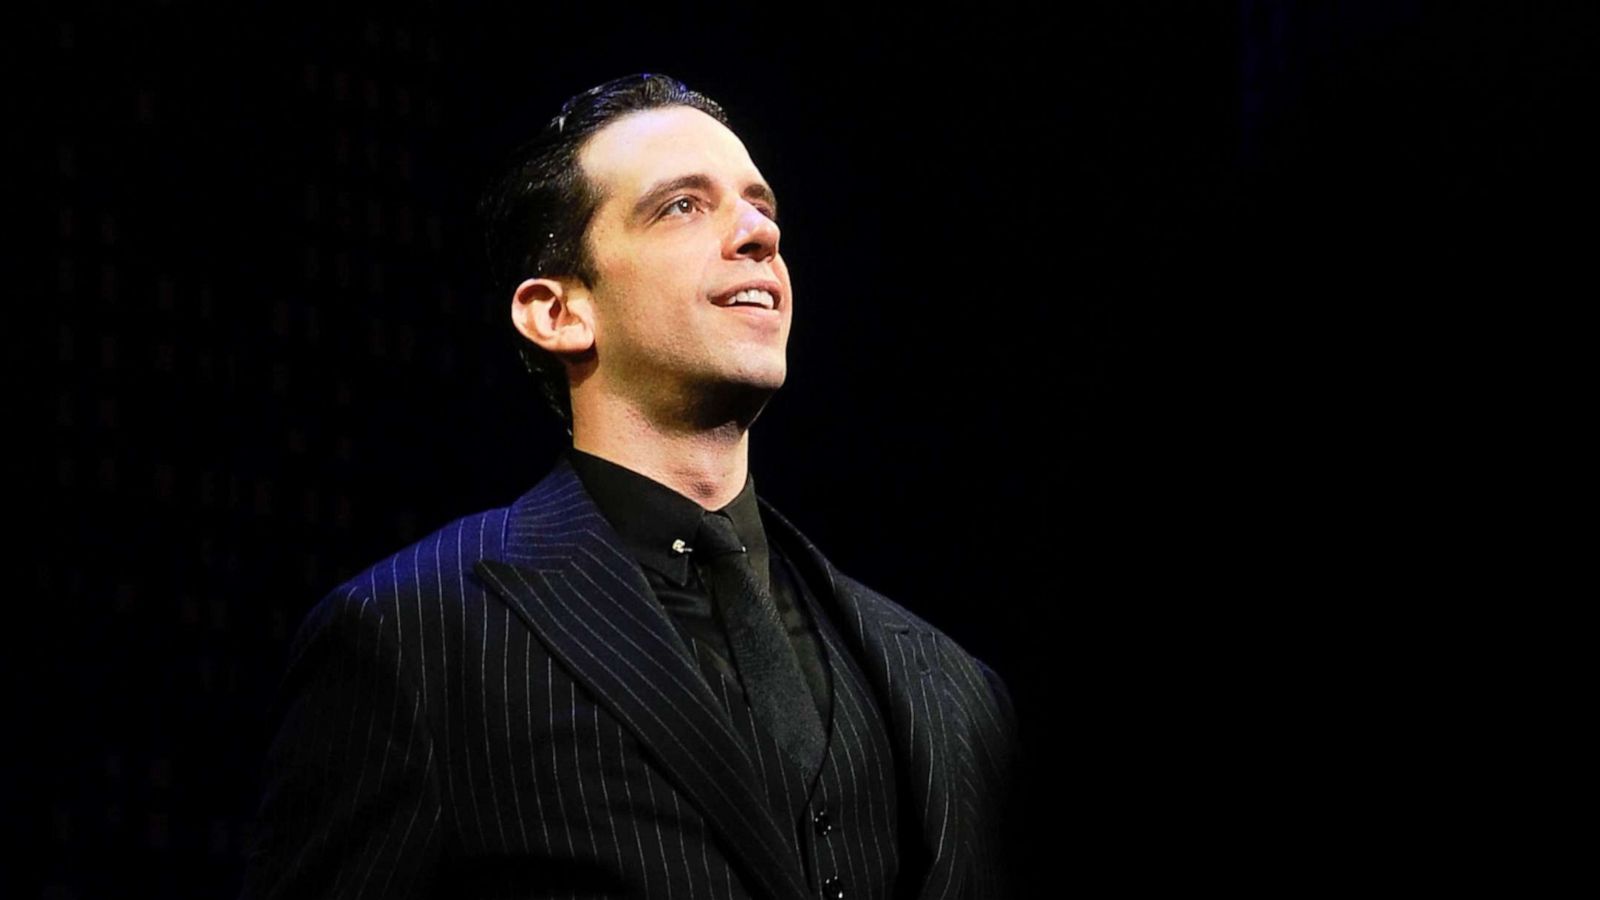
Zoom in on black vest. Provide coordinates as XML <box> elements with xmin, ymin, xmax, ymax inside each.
<box><xmin>702</xmin><ymin>543</ymin><xmax>903</xmax><ymax>899</ymax></box>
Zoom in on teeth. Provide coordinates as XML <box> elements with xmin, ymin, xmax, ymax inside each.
<box><xmin>725</xmin><ymin>289</ymin><xmax>775</xmax><ymax>309</ymax></box>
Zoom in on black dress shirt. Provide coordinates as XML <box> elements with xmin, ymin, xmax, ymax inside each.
<box><xmin>564</xmin><ymin>446</ymin><xmax>831</xmax><ymax>725</ymax></box>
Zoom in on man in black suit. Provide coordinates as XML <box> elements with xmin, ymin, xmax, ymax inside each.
<box><xmin>242</xmin><ymin>74</ymin><xmax>1018</xmax><ymax>900</ymax></box>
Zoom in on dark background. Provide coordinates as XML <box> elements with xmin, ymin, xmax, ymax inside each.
<box><xmin>15</xmin><ymin>2</ymin><xmax>1591</xmax><ymax>896</ymax></box>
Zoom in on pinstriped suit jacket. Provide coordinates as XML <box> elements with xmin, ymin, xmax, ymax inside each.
<box><xmin>242</xmin><ymin>457</ymin><xmax>1018</xmax><ymax>899</ymax></box>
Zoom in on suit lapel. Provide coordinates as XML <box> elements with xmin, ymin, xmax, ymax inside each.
<box><xmin>474</xmin><ymin>460</ymin><xmax>809</xmax><ymax>900</ymax></box>
<box><xmin>758</xmin><ymin>500</ymin><xmax>972</xmax><ymax>900</ymax></box>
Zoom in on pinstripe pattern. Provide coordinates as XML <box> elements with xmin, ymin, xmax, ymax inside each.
<box><xmin>242</xmin><ymin>457</ymin><xmax>1017</xmax><ymax>899</ymax></box>
<box><xmin>685</xmin><ymin>538</ymin><xmax>905</xmax><ymax>899</ymax></box>
<box><xmin>807</xmin><ymin>577</ymin><xmax>902</xmax><ymax>896</ymax></box>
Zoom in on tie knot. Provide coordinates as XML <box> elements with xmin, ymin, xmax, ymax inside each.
<box><xmin>694</xmin><ymin>511</ymin><xmax>746</xmax><ymax>557</ymax></box>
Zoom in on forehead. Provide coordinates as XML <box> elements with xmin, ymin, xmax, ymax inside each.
<box><xmin>579</xmin><ymin>106</ymin><xmax>764</xmax><ymax>204</ymax></box>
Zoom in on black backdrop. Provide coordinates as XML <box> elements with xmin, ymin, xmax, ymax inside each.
<box><xmin>16</xmin><ymin>2</ymin><xmax>1591</xmax><ymax>896</ymax></box>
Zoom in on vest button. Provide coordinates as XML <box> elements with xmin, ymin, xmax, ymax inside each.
<box><xmin>821</xmin><ymin>874</ymin><xmax>846</xmax><ymax>899</ymax></box>
<box><xmin>812</xmin><ymin>806</ymin><xmax>834</xmax><ymax>837</ymax></box>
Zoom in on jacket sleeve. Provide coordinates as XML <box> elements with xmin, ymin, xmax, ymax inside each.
<box><xmin>974</xmin><ymin>657</ymin><xmax>1020</xmax><ymax>900</ymax></box>
<box><xmin>240</xmin><ymin>586</ymin><xmax>444</xmax><ymax>899</ymax></box>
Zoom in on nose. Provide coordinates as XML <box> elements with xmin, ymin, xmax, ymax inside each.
<box><xmin>726</xmin><ymin>199</ymin><xmax>780</xmax><ymax>262</ymax></box>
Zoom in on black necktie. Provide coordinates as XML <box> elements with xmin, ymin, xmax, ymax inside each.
<box><xmin>694</xmin><ymin>511</ymin><xmax>826</xmax><ymax>773</ymax></box>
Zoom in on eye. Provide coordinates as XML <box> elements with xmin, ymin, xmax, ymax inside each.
<box><xmin>660</xmin><ymin>196</ymin><xmax>702</xmax><ymax>219</ymax></box>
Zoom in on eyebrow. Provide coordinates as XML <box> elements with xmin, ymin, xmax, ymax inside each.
<box><xmin>629</xmin><ymin>173</ymin><xmax>780</xmax><ymax>223</ymax></box>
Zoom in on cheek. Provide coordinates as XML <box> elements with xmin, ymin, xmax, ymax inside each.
<box><xmin>615</xmin><ymin>245</ymin><xmax>708</xmax><ymax>299</ymax></box>
<box><xmin>597</xmin><ymin>247</ymin><xmax>645</xmax><ymax>293</ymax></box>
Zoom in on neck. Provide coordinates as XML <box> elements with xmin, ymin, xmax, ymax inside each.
<box><xmin>570</xmin><ymin>396</ymin><xmax>754</xmax><ymax>510</ymax></box>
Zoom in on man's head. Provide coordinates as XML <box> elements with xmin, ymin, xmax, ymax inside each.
<box><xmin>480</xmin><ymin>74</ymin><xmax>790</xmax><ymax>434</ymax></box>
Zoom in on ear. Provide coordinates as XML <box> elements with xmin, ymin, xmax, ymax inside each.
<box><xmin>511</xmin><ymin>277</ymin><xmax>596</xmax><ymax>357</ymax></box>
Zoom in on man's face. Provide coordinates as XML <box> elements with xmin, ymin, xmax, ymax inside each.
<box><xmin>575</xmin><ymin>106</ymin><xmax>791</xmax><ymax>423</ymax></box>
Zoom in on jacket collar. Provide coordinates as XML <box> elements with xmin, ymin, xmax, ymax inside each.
<box><xmin>476</xmin><ymin>457</ymin><xmax>970</xmax><ymax>900</ymax></box>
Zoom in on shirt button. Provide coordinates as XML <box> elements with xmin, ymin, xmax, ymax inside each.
<box><xmin>812</xmin><ymin>806</ymin><xmax>834</xmax><ymax>837</ymax></box>
<box><xmin>821</xmin><ymin>874</ymin><xmax>846</xmax><ymax>899</ymax></box>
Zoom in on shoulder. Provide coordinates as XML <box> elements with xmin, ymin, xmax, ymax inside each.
<box><xmin>291</xmin><ymin>505</ymin><xmax>516</xmax><ymax>651</ymax></box>
<box><xmin>832</xmin><ymin>569</ymin><xmax>1016</xmax><ymax>723</ymax></box>
<box><xmin>832</xmin><ymin>568</ymin><xmax>966</xmax><ymax>655</ymax></box>
<box><xmin>332</xmin><ymin>506</ymin><xmax>513</xmax><ymax>605</ymax></box>
<box><xmin>762</xmin><ymin>497</ymin><xmax>965</xmax><ymax>649</ymax></box>
<box><xmin>761</xmin><ymin>496</ymin><xmax>1014</xmax><ymax>709</ymax></box>
<box><xmin>758</xmin><ymin>492</ymin><xmax>1020</xmax><ymax>746</ymax></box>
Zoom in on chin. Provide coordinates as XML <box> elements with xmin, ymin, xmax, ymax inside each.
<box><xmin>684</xmin><ymin>374</ymin><xmax>784</xmax><ymax>429</ymax></box>
<box><xmin>719</xmin><ymin>356</ymin><xmax>786</xmax><ymax>390</ymax></box>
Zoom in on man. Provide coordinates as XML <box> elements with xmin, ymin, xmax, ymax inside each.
<box><xmin>242</xmin><ymin>74</ymin><xmax>1017</xmax><ymax>900</ymax></box>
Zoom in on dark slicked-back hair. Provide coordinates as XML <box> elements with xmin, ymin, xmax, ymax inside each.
<box><xmin>479</xmin><ymin>73</ymin><xmax>730</xmax><ymax>431</ymax></box>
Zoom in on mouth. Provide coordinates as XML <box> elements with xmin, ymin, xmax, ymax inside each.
<box><xmin>710</xmin><ymin>281</ymin><xmax>782</xmax><ymax>311</ymax></box>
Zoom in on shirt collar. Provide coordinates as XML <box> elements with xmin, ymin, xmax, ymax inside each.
<box><xmin>564</xmin><ymin>446</ymin><xmax>770</xmax><ymax>590</ymax></box>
